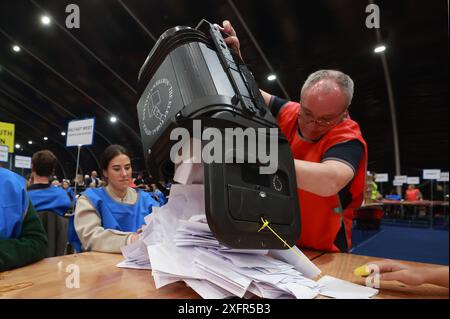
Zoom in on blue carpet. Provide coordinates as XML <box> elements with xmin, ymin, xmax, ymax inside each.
<box><xmin>351</xmin><ymin>227</ymin><xmax>381</xmax><ymax>248</ymax></box>
<box><xmin>351</xmin><ymin>225</ymin><xmax>449</xmax><ymax>265</ymax></box>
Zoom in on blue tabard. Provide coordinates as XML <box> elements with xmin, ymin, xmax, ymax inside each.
<box><xmin>68</xmin><ymin>187</ymin><xmax>159</xmax><ymax>252</ymax></box>
<box><xmin>28</xmin><ymin>186</ymin><xmax>71</xmax><ymax>216</ymax></box>
<box><xmin>0</xmin><ymin>168</ymin><xmax>28</xmax><ymax>239</ymax></box>
<box><xmin>154</xmin><ymin>190</ymin><xmax>167</xmax><ymax>206</ymax></box>
<box><xmin>65</xmin><ymin>187</ymin><xmax>75</xmax><ymax>203</ymax></box>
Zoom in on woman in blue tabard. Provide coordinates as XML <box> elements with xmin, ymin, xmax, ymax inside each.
<box><xmin>62</xmin><ymin>180</ymin><xmax>75</xmax><ymax>203</ymax></box>
<box><xmin>69</xmin><ymin>145</ymin><xmax>159</xmax><ymax>253</ymax></box>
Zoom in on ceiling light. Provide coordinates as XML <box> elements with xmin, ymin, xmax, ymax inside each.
<box><xmin>374</xmin><ymin>45</ymin><xmax>386</xmax><ymax>53</ymax></box>
<box><xmin>28</xmin><ymin>140</ymin><xmax>33</xmax><ymax>145</ymax></box>
<box><xmin>43</xmin><ymin>136</ymin><xmax>48</xmax><ymax>140</ymax></box>
<box><xmin>12</xmin><ymin>45</ymin><xmax>21</xmax><ymax>52</ymax></box>
<box><xmin>15</xmin><ymin>144</ymin><xmax>21</xmax><ymax>149</ymax></box>
<box><xmin>61</xmin><ymin>131</ymin><xmax>66</xmax><ymax>136</ymax></box>
<box><xmin>110</xmin><ymin>116</ymin><xmax>117</xmax><ymax>123</ymax></box>
<box><xmin>267</xmin><ymin>74</ymin><xmax>277</xmax><ymax>81</ymax></box>
<box><xmin>41</xmin><ymin>15</ymin><xmax>51</xmax><ymax>25</ymax></box>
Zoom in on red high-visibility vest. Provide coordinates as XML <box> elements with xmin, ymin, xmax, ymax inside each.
<box><xmin>277</xmin><ymin>102</ymin><xmax>368</xmax><ymax>252</ymax></box>
<box><xmin>405</xmin><ymin>189</ymin><xmax>421</xmax><ymax>201</ymax></box>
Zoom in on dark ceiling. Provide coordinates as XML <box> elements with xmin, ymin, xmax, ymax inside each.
<box><xmin>0</xmin><ymin>0</ymin><xmax>448</xmax><ymax>181</ymax></box>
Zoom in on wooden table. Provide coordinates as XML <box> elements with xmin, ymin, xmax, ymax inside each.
<box><xmin>381</xmin><ymin>200</ymin><xmax>449</xmax><ymax>206</ymax></box>
<box><xmin>0</xmin><ymin>249</ymin><xmax>322</xmax><ymax>299</ymax></box>
<box><xmin>303</xmin><ymin>248</ymin><xmax>326</xmax><ymax>260</ymax></box>
<box><xmin>1</xmin><ymin>250</ymin><xmax>447</xmax><ymax>299</ymax></box>
<box><xmin>358</xmin><ymin>200</ymin><xmax>449</xmax><ymax>228</ymax></box>
<box><xmin>0</xmin><ymin>252</ymin><xmax>199</xmax><ymax>299</ymax></box>
<box><xmin>313</xmin><ymin>253</ymin><xmax>449</xmax><ymax>299</ymax></box>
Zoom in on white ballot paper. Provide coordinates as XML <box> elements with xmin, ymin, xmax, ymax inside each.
<box><xmin>318</xmin><ymin>276</ymin><xmax>378</xmax><ymax>299</ymax></box>
<box><xmin>118</xmin><ymin>163</ymin><xmax>378</xmax><ymax>299</ymax></box>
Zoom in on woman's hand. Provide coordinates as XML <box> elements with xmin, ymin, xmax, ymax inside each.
<box><xmin>129</xmin><ymin>233</ymin><xmax>140</xmax><ymax>244</ymax></box>
<box><xmin>367</xmin><ymin>260</ymin><xmax>449</xmax><ymax>287</ymax></box>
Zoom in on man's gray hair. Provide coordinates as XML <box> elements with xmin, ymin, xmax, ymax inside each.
<box><xmin>300</xmin><ymin>70</ymin><xmax>354</xmax><ymax>105</ymax></box>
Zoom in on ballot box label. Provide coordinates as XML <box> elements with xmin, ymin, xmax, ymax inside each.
<box><xmin>141</xmin><ymin>78</ymin><xmax>173</xmax><ymax>137</ymax></box>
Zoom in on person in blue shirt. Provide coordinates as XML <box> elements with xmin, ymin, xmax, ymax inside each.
<box><xmin>69</xmin><ymin>144</ymin><xmax>159</xmax><ymax>253</ymax></box>
<box><xmin>0</xmin><ymin>167</ymin><xmax>48</xmax><ymax>271</ymax></box>
<box><xmin>385</xmin><ymin>189</ymin><xmax>402</xmax><ymax>201</ymax></box>
<box><xmin>28</xmin><ymin>150</ymin><xmax>71</xmax><ymax>216</ymax></box>
<box><xmin>62</xmin><ymin>180</ymin><xmax>75</xmax><ymax>203</ymax></box>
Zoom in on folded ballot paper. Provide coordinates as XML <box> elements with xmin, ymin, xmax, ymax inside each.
<box><xmin>118</xmin><ymin>163</ymin><xmax>377</xmax><ymax>299</ymax></box>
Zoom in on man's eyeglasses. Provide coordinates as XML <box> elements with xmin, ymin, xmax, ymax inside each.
<box><xmin>298</xmin><ymin>107</ymin><xmax>347</xmax><ymax>128</ymax></box>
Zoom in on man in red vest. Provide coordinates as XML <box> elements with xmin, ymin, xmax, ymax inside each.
<box><xmin>222</xmin><ymin>21</ymin><xmax>368</xmax><ymax>252</ymax></box>
<box><xmin>405</xmin><ymin>184</ymin><xmax>423</xmax><ymax>201</ymax></box>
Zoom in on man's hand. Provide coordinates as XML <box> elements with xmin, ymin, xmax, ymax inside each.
<box><xmin>219</xmin><ymin>20</ymin><xmax>274</xmax><ymax>107</ymax></box>
<box><xmin>219</xmin><ymin>20</ymin><xmax>273</xmax><ymax>107</ymax></box>
<box><xmin>219</xmin><ymin>20</ymin><xmax>241</xmax><ymax>58</ymax></box>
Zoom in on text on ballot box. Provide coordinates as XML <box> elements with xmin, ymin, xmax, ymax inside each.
<box><xmin>15</xmin><ymin>155</ymin><xmax>31</xmax><ymax>169</ymax></box>
<box><xmin>438</xmin><ymin>172</ymin><xmax>449</xmax><ymax>182</ymax></box>
<box><xmin>394</xmin><ymin>175</ymin><xmax>408</xmax><ymax>184</ymax></box>
<box><xmin>66</xmin><ymin>118</ymin><xmax>95</xmax><ymax>147</ymax></box>
<box><xmin>423</xmin><ymin>169</ymin><xmax>441</xmax><ymax>180</ymax></box>
<box><xmin>0</xmin><ymin>145</ymin><xmax>8</xmax><ymax>162</ymax></box>
<box><xmin>407</xmin><ymin>177</ymin><xmax>420</xmax><ymax>185</ymax></box>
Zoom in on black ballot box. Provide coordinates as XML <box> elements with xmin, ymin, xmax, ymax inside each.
<box><xmin>136</xmin><ymin>20</ymin><xmax>300</xmax><ymax>249</ymax></box>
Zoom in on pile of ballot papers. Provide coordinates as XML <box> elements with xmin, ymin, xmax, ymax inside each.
<box><xmin>119</xmin><ymin>183</ymin><xmax>318</xmax><ymax>298</ymax></box>
<box><xmin>118</xmin><ymin>182</ymin><xmax>377</xmax><ymax>299</ymax></box>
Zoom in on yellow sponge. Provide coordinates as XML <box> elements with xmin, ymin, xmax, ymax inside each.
<box><xmin>353</xmin><ymin>265</ymin><xmax>371</xmax><ymax>277</ymax></box>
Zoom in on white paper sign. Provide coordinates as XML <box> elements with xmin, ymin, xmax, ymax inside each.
<box><xmin>394</xmin><ymin>175</ymin><xmax>408</xmax><ymax>184</ymax></box>
<box><xmin>438</xmin><ymin>172</ymin><xmax>448</xmax><ymax>182</ymax></box>
<box><xmin>375</xmin><ymin>173</ymin><xmax>388</xmax><ymax>182</ymax></box>
<box><xmin>438</xmin><ymin>172</ymin><xmax>449</xmax><ymax>182</ymax></box>
<box><xmin>66</xmin><ymin>118</ymin><xmax>95</xmax><ymax>147</ymax></box>
<box><xmin>0</xmin><ymin>145</ymin><xmax>8</xmax><ymax>162</ymax></box>
<box><xmin>423</xmin><ymin>169</ymin><xmax>441</xmax><ymax>180</ymax></box>
<box><xmin>15</xmin><ymin>155</ymin><xmax>31</xmax><ymax>169</ymax></box>
<box><xmin>407</xmin><ymin>177</ymin><xmax>420</xmax><ymax>185</ymax></box>
<box><xmin>393</xmin><ymin>180</ymin><xmax>403</xmax><ymax>186</ymax></box>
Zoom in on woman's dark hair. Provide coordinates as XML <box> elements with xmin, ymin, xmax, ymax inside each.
<box><xmin>99</xmin><ymin>144</ymin><xmax>131</xmax><ymax>172</ymax></box>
